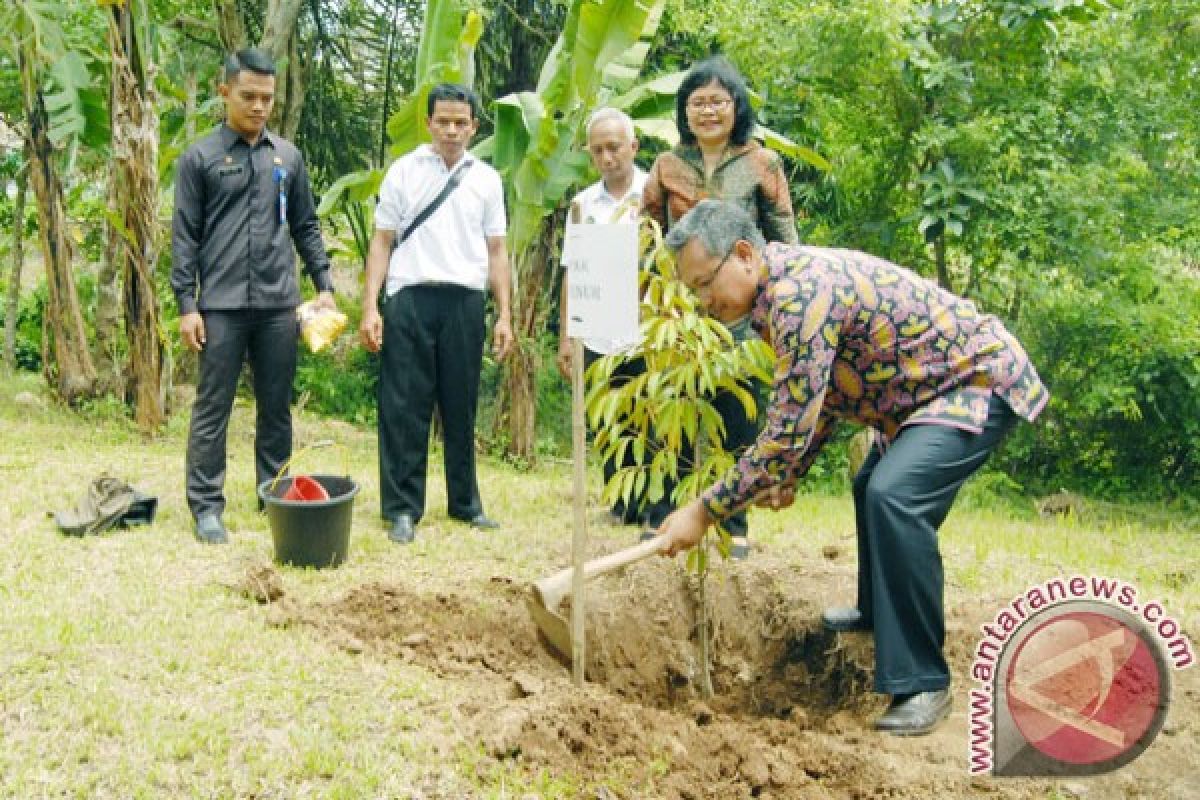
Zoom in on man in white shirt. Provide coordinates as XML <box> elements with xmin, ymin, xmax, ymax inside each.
<box><xmin>360</xmin><ymin>83</ymin><xmax>513</xmax><ymax>544</ymax></box>
<box><xmin>556</xmin><ymin>107</ymin><xmax>647</xmax><ymax>525</ymax></box>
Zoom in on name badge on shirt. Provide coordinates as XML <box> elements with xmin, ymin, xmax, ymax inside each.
<box><xmin>218</xmin><ymin>164</ymin><xmax>245</xmax><ymax>177</ymax></box>
<box><xmin>273</xmin><ymin>160</ymin><xmax>288</xmax><ymax>224</ymax></box>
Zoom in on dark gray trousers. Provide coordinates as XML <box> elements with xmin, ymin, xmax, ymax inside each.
<box><xmin>378</xmin><ymin>284</ymin><xmax>486</xmax><ymax>523</ymax></box>
<box><xmin>852</xmin><ymin>393</ymin><xmax>1018</xmax><ymax>695</ymax></box>
<box><xmin>186</xmin><ymin>308</ymin><xmax>298</xmax><ymax>518</ymax></box>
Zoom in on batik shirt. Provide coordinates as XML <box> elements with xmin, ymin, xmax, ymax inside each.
<box><xmin>642</xmin><ymin>140</ymin><xmax>798</xmax><ymax>244</ymax></box>
<box><xmin>702</xmin><ymin>244</ymin><xmax>1049</xmax><ymax>520</ymax></box>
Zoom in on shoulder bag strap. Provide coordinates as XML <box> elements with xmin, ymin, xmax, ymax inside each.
<box><xmin>398</xmin><ymin>159</ymin><xmax>473</xmax><ymax>245</ymax></box>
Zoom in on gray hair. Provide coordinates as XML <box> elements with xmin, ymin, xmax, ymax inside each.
<box><xmin>586</xmin><ymin>107</ymin><xmax>636</xmax><ymax>141</ymax></box>
<box><xmin>664</xmin><ymin>199</ymin><xmax>765</xmax><ymax>258</ymax></box>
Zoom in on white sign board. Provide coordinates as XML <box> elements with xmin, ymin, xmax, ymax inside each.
<box><xmin>563</xmin><ymin>223</ymin><xmax>639</xmax><ymax>346</ymax></box>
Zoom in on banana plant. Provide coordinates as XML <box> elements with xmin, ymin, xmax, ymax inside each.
<box><xmin>318</xmin><ymin>0</ymin><xmax>481</xmax><ymax>266</ymax></box>
<box><xmin>1</xmin><ymin>0</ymin><xmax>104</xmax><ymax>402</ymax></box>
<box><xmin>384</xmin><ymin>0</ymin><xmax>483</xmax><ymax>158</ymax></box>
<box><xmin>485</xmin><ymin>0</ymin><xmax>669</xmax><ymax>461</ymax></box>
<box><xmin>489</xmin><ymin>0</ymin><xmax>667</xmax><ymax>256</ymax></box>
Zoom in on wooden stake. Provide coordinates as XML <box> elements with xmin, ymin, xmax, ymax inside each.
<box><xmin>570</xmin><ymin>337</ymin><xmax>588</xmax><ymax>686</ymax></box>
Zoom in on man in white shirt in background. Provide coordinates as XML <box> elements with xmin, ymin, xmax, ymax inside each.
<box><xmin>360</xmin><ymin>83</ymin><xmax>513</xmax><ymax>544</ymax></box>
<box><xmin>556</xmin><ymin>107</ymin><xmax>647</xmax><ymax>526</ymax></box>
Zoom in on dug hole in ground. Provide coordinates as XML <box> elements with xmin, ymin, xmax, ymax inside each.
<box><xmin>246</xmin><ymin>542</ymin><xmax>1198</xmax><ymax>800</ymax></box>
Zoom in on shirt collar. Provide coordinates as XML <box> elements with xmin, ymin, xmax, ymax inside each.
<box><xmin>752</xmin><ymin>242</ymin><xmax>790</xmax><ymax>332</ymax></box>
<box><xmin>219</xmin><ymin>123</ymin><xmax>277</xmax><ymax>151</ymax></box>
<box><xmin>592</xmin><ymin>167</ymin><xmax>648</xmax><ymax>206</ymax></box>
<box><xmin>597</xmin><ymin>167</ymin><xmax>647</xmax><ymax>205</ymax></box>
<box><xmin>677</xmin><ymin>140</ymin><xmax>756</xmax><ymax>172</ymax></box>
<box><xmin>416</xmin><ymin>143</ymin><xmax>475</xmax><ymax>171</ymax></box>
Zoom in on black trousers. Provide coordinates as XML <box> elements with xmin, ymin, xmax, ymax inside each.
<box><xmin>852</xmin><ymin>394</ymin><xmax>1018</xmax><ymax>695</ymax></box>
<box><xmin>186</xmin><ymin>308</ymin><xmax>298</xmax><ymax>518</ymax></box>
<box><xmin>584</xmin><ymin>348</ymin><xmax>648</xmax><ymax>523</ymax></box>
<box><xmin>378</xmin><ymin>284</ymin><xmax>486</xmax><ymax>523</ymax></box>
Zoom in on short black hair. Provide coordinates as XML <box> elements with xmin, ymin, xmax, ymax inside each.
<box><xmin>224</xmin><ymin>48</ymin><xmax>276</xmax><ymax>84</ymax></box>
<box><xmin>676</xmin><ymin>56</ymin><xmax>756</xmax><ymax>147</ymax></box>
<box><xmin>427</xmin><ymin>83</ymin><xmax>479</xmax><ymax>120</ymax></box>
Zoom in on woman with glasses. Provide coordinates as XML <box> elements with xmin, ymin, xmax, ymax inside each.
<box><xmin>642</xmin><ymin>56</ymin><xmax>798</xmax><ymax>245</ymax></box>
<box><xmin>638</xmin><ymin>56</ymin><xmax>799</xmax><ymax>557</ymax></box>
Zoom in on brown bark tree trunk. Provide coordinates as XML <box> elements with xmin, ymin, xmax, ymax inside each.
<box><xmin>4</xmin><ymin>150</ymin><xmax>27</xmax><ymax>369</ymax></box>
<box><xmin>183</xmin><ymin>71</ymin><xmax>198</xmax><ymax>141</ymax></box>
<box><xmin>109</xmin><ymin>0</ymin><xmax>164</xmax><ymax>430</ymax></box>
<box><xmin>272</xmin><ymin>28</ymin><xmax>308</xmax><ymax>140</ymax></box>
<box><xmin>95</xmin><ymin>177</ymin><xmax>124</xmax><ymax>391</ymax></box>
<box><xmin>18</xmin><ymin>48</ymin><xmax>98</xmax><ymax>403</ymax></box>
<box><xmin>215</xmin><ymin>0</ymin><xmax>248</xmax><ymax>53</ymax></box>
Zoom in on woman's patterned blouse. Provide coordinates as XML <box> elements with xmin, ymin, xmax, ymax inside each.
<box><xmin>642</xmin><ymin>140</ymin><xmax>799</xmax><ymax>244</ymax></box>
<box><xmin>702</xmin><ymin>244</ymin><xmax>1049</xmax><ymax>520</ymax></box>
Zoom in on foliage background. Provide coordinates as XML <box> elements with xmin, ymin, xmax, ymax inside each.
<box><xmin>0</xmin><ymin>0</ymin><xmax>1196</xmax><ymax>503</ymax></box>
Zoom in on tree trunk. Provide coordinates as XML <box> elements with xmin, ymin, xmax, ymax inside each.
<box><xmin>95</xmin><ymin>177</ymin><xmax>124</xmax><ymax>391</ymax></box>
<box><xmin>4</xmin><ymin>152</ymin><xmax>27</xmax><ymax>370</ymax></box>
<box><xmin>18</xmin><ymin>48</ymin><xmax>98</xmax><ymax>403</ymax></box>
<box><xmin>934</xmin><ymin>232</ymin><xmax>951</xmax><ymax>290</ymax></box>
<box><xmin>272</xmin><ymin>28</ymin><xmax>308</xmax><ymax>140</ymax></box>
<box><xmin>183</xmin><ymin>71</ymin><xmax>198</xmax><ymax>141</ymax></box>
<box><xmin>215</xmin><ymin>0</ymin><xmax>248</xmax><ymax>52</ymax></box>
<box><xmin>262</xmin><ymin>0</ymin><xmax>306</xmax><ymax>139</ymax></box>
<box><xmin>109</xmin><ymin>0</ymin><xmax>164</xmax><ymax>430</ymax></box>
<box><xmin>495</xmin><ymin>216</ymin><xmax>559</xmax><ymax>463</ymax></box>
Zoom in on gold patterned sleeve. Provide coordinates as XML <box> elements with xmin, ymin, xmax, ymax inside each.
<box><xmin>640</xmin><ymin>157</ymin><xmax>668</xmax><ymax>230</ymax></box>
<box><xmin>702</xmin><ymin>274</ymin><xmax>841</xmax><ymax>519</ymax></box>
<box><xmin>759</xmin><ymin>150</ymin><xmax>798</xmax><ymax>244</ymax></box>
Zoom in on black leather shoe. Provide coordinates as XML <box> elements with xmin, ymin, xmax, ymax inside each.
<box><xmin>465</xmin><ymin>513</ymin><xmax>499</xmax><ymax>530</ymax></box>
<box><xmin>821</xmin><ymin>606</ymin><xmax>871</xmax><ymax>632</ymax></box>
<box><xmin>194</xmin><ymin>513</ymin><xmax>228</xmax><ymax>545</ymax></box>
<box><xmin>388</xmin><ymin>514</ymin><xmax>416</xmax><ymax>544</ymax></box>
<box><xmin>874</xmin><ymin>689</ymin><xmax>952</xmax><ymax>736</ymax></box>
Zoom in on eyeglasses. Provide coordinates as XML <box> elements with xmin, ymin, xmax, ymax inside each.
<box><xmin>686</xmin><ymin>97</ymin><xmax>733</xmax><ymax>113</ymax></box>
<box><xmin>690</xmin><ymin>243</ymin><xmax>735</xmax><ymax>293</ymax></box>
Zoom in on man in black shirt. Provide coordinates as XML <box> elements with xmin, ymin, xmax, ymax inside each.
<box><xmin>171</xmin><ymin>48</ymin><xmax>335</xmax><ymax>543</ymax></box>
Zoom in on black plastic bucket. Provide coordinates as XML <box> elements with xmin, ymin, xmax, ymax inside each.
<box><xmin>258</xmin><ymin>474</ymin><xmax>359</xmax><ymax>568</ymax></box>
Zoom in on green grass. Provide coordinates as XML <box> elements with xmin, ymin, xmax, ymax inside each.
<box><xmin>1</xmin><ymin>370</ymin><xmax>1196</xmax><ymax>797</ymax></box>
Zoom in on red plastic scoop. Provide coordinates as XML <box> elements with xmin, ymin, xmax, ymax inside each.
<box><xmin>282</xmin><ymin>475</ymin><xmax>330</xmax><ymax>502</ymax></box>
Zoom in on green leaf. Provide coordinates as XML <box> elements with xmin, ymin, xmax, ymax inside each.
<box><xmin>316</xmin><ymin>168</ymin><xmax>383</xmax><ymax>217</ymax></box>
<box><xmin>491</xmin><ymin>92</ymin><xmax>542</xmax><ymax>175</ymax></box>
<box><xmin>757</xmin><ymin>126</ymin><xmax>831</xmax><ymax>171</ymax></box>
<box><xmin>44</xmin><ymin>52</ymin><xmax>109</xmax><ymax>148</ymax></box>
<box><xmin>729</xmin><ymin>383</ymin><xmax>758</xmax><ymax>422</ymax></box>
<box><xmin>631</xmin><ymin>116</ymin><xmax>679</xmax><ymax>146</ymax></box>
<box><xmin>572</xmin><ymin>0</ymin><xmax>666</xmax><ymax>104</ymax></box>
<box><xmin>609</xmin><ymin>69</ymin><xmax>684</xmax><ymax>119</ymax></box>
